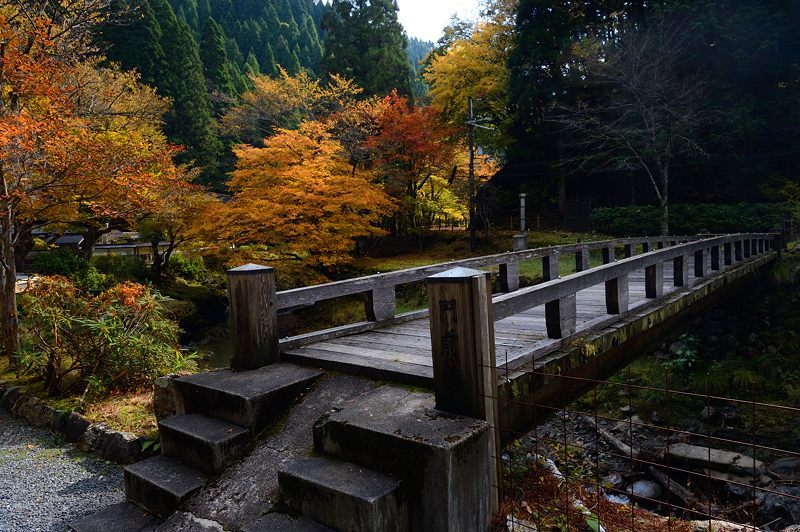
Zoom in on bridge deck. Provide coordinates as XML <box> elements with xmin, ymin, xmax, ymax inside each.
<box><xmin>282</xmin><ymin>256</ymin><xmax>719</xmax><ymax>383</ymax></box>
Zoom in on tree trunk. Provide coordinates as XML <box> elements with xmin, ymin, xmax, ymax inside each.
<box><xmin>0</xmin><ymin>205</ymin><xmax>20</xmax><ymax>365</ymax></box>
<box><xmin>150</xmin><ymin>237</ymin><xmax>164</xmax><ymax>279</ymax></box>
<box><xmin>13</xmin><ymin>223</ymin><xmax>33</xmax><ymax>273</ymax></box>
<box><xmin>659</xmin><ymin>168</ymin><xmax>669</xmax><ymax>235</ymax></box>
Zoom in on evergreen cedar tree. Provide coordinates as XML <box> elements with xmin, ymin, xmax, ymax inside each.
<box><xmin>504</xmin><ymin>0</ymin><xmax>800</xmax><ymax>213</ymax></box>
<box><xmin>0</xmin><ymin>11</ymin><xmax>195</xmax><ymax>364</ymax></box>
<box><xmin>322</xmin><ymin>0</ymin><xmax>412</xmax><ymax>98</ymax></box>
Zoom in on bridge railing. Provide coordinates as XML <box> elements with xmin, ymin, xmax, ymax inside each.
<box><xmin>273</xmin><ymin>235</ymin><xmax>704</xmax><ymax>349</ymax></box>
<box><xmin>224</xmin><ymin>233</ymin><xmax>777</xmax><ymax>368</ymax></box>
<box><xmin>491</xmin><ymin>233</ymin><xmax>778</xmax><ymax>340</ymax></box>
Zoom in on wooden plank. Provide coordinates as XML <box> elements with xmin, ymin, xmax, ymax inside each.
<box><xmin>282</xmin><ymin>347</ymin><xmax>433</xmax><ymax>387</ymax></box>
<box><xmin>304</xmin><ymin>341</ymin><xmax>433</xmax><ymax>366</ymax></box>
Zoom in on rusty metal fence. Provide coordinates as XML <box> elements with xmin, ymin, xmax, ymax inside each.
<box><xmin>486</xmin><ymin>360</ymin><xmax>800</xmax><ymax>531</ymax></box>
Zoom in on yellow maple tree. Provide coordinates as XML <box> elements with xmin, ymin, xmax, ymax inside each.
<box><xmin>206</xmin><ymin>120</ymin><xmax>394</xmax><ymax>271</ymax></box>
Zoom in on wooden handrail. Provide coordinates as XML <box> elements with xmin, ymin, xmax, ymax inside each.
<box><xmin>276</xmin><ymin>235</ymin><xmax>702</xmax><ymax>310</ymax></box>
<box><xmin>493</xmin><ymin>233</ymin><xmax>776</xmax><ymax>322</ymax></box>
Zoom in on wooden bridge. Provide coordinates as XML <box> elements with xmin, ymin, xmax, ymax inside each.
<box><xmin>228</xmin><ymin>233</ymin><xmax>779</xmax><ymax>390</ymax></box>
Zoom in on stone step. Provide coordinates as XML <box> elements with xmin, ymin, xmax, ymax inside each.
<box><xmin>242</xmin><ymin>513</ymin><xmax>333</xmax><ymax>531</ymax></box>
<box><xmin>68</xmin><ymin>502</ymin><xmax>160</xmax><ymax>532</ymax></box>
<box><xmin>125</xmin><ymin>456</ymin><xmax>207</xmax><ymax>518</ymax></box>
<box><xmin>278</xmin><ymin>456</ymin><xmax>408</xmax><ymax>532</ymax></box>
<box><xmin>159</xmin><ymin>414</ymin><xmax>251</xmax><ymax>475</ymax></box>
<box><xmin>175</xmin><ymin>364</ymin><xmax>322</xmax><ymax>432</ymax></box>
<box><xmin>312</xmin><ymin>385</ymin><xmax>492</xmax><ymax>531</ymax></box>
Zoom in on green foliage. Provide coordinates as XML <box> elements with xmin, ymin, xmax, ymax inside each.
<box><xmin>91</xmin><ymin>255</ymin><xmax>149</xmax><ymax>281</ymax></box>
<box><xmin>33</xmin><ymin>248</ymin><xmax>90</xmax><ymax>277</ymax></box>
<box><xmin>591</xmin><ymin>203</ymin><xmax>788</xmax><ymax>236</ymax></box>
<box><xmin>199</xmin><ymin>17</ymin><xmax>236</xmax><ymax>99</ymax></box>
<box><xmin>167</xmin><ymin>253</ymin><xmax>206</xmax><ymax>281</ymax></box>
<box><xmin>322</xmin><ymin>0</ymin><xmax>411</xmax><ymax>97</ymax></box>
<box><xmin>33</xmin><ymin>249</ymin><xmax>111</xmax><ymax>294</ymax></box>
<box><xmin>18</xmin><ymin>277</ymin><xmax>197</xmax><ymax>397</ymax></box>
<box><xmin>664</xmin><ymin>334</ymin><xmax>700</xmax><ymax>373</ymax></box>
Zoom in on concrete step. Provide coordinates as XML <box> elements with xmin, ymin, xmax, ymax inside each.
<box><xmin>175</xmin><ymin>364</ymin><xmax>322</xmax><ymax>432</ymax></box>
<box><xmin>242</xmin><ymin>513</ymin><xmax>333</xmax><ymax>531</ymax></box>
<box><xmin>278</xmin><ymin>456</ymin><xmax>408</xmax><ymax>532</ymax></box>
<box><xmin>68</xmin><ymin>502</ymin><xmax>160</xmax><ymax>532</ymax></box>
<box><xmin>125</xmin><ymin>456</ymin><xmax>207</xmax><ymax>518</ymax></box>
<box><xmin>312</xmin><ymin>385</ymin><xmax>492</xmax><ymax>531</ymax></box>
<box><xmin>159</xmin><ymin>414</ymin><xmax>251</xmax><ymax>475</ymax></box>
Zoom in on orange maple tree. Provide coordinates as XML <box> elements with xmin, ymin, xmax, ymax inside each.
<box><xmin>204</xmin><ymin>120</ymin><xmax>393</xmax><ymax>272</ymax></box>
<box><xmin>0</xmin><ymin>12</ymin><xmax>186</xmax><ymax>363</ymax></box>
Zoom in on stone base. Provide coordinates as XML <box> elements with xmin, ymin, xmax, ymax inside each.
<box><xmin>513</xmin><ymin>233</ymin><xmax>528</xmax><ymax>251</ymax></box>
<box><xmin>313</xmin><ymin>386</ymin><xmax>491</xmax><ymax>531</ymax></box>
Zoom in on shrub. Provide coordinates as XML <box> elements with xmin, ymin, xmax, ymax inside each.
<box><xmin>18</xmin><ymin>276</ymin><xmax>197</xmax><ymax>397</ymax></box>
<box><xmin>591</xmin><ymin>203</ymin><xmax>789</xmax><ymax>236</ymax></box>
<box><xmin>33</xmin><ymin>249</ymin><xmax>111</xmax><ymax>293</ymax></box>
<box><xmin>92</xmin><ymin>254</ymin><xmax>148</xmax><ymax>281</ymax></box>
<box><xmin>33</xmin><ymin>248</ymin><xmax>89</xmax><ymax>277</ymax></box>
<box><xmin>168</xmin><ymin>253</ymin><xmax>206</xmax><ymax>281</ymax></box>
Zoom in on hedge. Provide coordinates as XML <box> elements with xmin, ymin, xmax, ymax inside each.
<box><xmin>591</xmin><ymin>203</ymin><xmax>789</xmax><ymax>236</ymax></box>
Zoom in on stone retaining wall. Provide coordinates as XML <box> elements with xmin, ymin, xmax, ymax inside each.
<box><xmin>0</xmin><ymin>384</ymin><xmax>151</xmax><ymax>464</ymax></box>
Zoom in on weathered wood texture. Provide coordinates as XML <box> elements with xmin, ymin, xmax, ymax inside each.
<box><xmin>227</xmin><ymin>264</ymin><xmax>279</xmax><ymax>370</ymax></box>
<box><xmin>425</xmin><ymin>268</ymin><xmax>501</xmax><ymax>511</ymax></box>
<box><xmin>545</xmin><ymin>295</ymin><xmax>577</xmax><ymax>339</ymax></box>
<box><xmin>499</xmin><ymin>262</ymin><xmax>520</xmax><ymax>293</ymax></box>
<box><xmin>605</xmin><ymin>275</ymin><xmax>629</xmax><ymax>314</ymax></box>
<box><xmin>645</xmin><ymin>263</ymin><xmax>664</xmax><ymax>298</ymax></box>
<box><xmin>364</xmin><ymin>286</ymin><xmax>396</xmax><ymax>321</ymax></box>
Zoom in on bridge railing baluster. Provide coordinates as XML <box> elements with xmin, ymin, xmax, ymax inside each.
<box><xmin>674</xmin><ymin>255</ymin><xmax>689</xmax><ymax>286</ymax></box>
<box><xmin>694</xmin><ymin>249</ymin><xmax>706</xmax><ymax>277</ymax></box>
<box><xmin>499</xmin><ymin>262</ymin><xmax>520</xmax><ymax>293</ymax></box>
<box><xmin>710</xmin><ymin>245</ymin><xmax>721</xmax><ymax>271</ymax></box>
<box><xmin>575</xmin><ymin>247</ymin><xmax>590</xmax><ymax>272</ymax></box>
<box><xmin>364</xmin><ymin>286</ymin><xmax>397</xmax><ymax>322</ymax></box>
<box><xmin>645</xmin><ymin>262</ymin><xmax>664</xmax><ymax>298</ymax></box>
<box><xmin>605</xmin><ymin>274</ymin><xmax>629</xmax><ymax>314</ymax></box>
<box><xmin>724</xmin><ymin>242</ymin><xmax>733</xmax><ymax>266</ymax></box>
<box><xmin>542</xmin><ymin>253</ymin><xmax>560</xmax><ymax>281</ymax></box>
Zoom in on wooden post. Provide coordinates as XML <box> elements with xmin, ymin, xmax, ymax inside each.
<box><xmin>426</xmin><ymin>267</ymin><xmax>500</xmax><ymax>512</ymax></box>
<box><xmin>724</xmin><ymin>242</ymin><xmax>733</xmax><ymax>266</ymax></box>
<box><xmin>710</xmin><ymin>245</ymin><xmax>721</xmax><ymax>271</ymax></box>
<box><xmin>751</xmin><ymin>238</ymin><xmax>758</xmax><ymax>255</ymax></box>
<box><xmin>744</xmin><ymin>239</ymin><xmax>751</xmax><ymax>258</ymax></box>
<box><xmin>365</xmin><ymin>286</ymin><xmax>396</xmax><ymax>321</ymax></box>
<box><xmin>623</xmin><ymin>243</ymin><xmax>634</xmax><ymax>258</ymax></box>
<box><xmin>735</xmin><ymin>240</ymin><xmax>743</xmax><ymax>261</ymax></box>
<box><xmin>657</xmin><ymin>240</ymin><xmax>665</xmax><ymax>249</ymax></box>
<box><xmin>499</xmin><ymin>262</ymin><xmax>520</xmax><ymax>293</ymax></box>
<box><xmin>602</xmin><ymin>246</ymin><xmax>615</xmax><ymax>264</ymax></box>
<box><xmin>645</xmin><ymin>262</ymin><xmax>664</xmax><ymax>298</ymax></box>
<box><xmin>542</xmin><ymin>253</ymin><xmax>559</xmax><ymax>281</ymax></box>
<box><xmin>227</xmin><ymin>264</ymin><xmax>279</xmax><ymax>370</ymax></box>
<box><xmin>642</xmin><ymin>241</ymin><xmax>651</xmax><ymax>253</ymax></box>
<box><xmin>575</xmin><ymin>248</ymin><xmax>590</xmax><ymax>272</ymax></box>
<box><xmin>673</xmin><ymin>256</ymin><xmax>689</xmax><ymax>287</ymax></box>
<box><xmin>694</xmin><ymin>249</ymin><xmax>705</xmax><ymax>278</ymax></box>
<box><xmin>605</xmin><ymin>275</ymin><xmax>629</xmax><ymax>314</ymax></box>
<box><xmin>545</xmin><ymin>294</ymin><xmax>576</xmax><ymax>339</ymax></box>
<box><xmin>758</xmin><ymin>238</ymin><xmax>765</xmax><ymax>254</ymax></box>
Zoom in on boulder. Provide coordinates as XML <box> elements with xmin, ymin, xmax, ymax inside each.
<box><xmin>628</xmin><ymin>480</ymin><xmax>662</xmax><ymax>501</ymax></box>
<box><xmin>760</xmin><ymin>486</ymin><xmax>800</xmax><ymax>530</ymax></box>
<box><xmin>153</xmin><ymin>374</ymin><xmax>183</xmax><ymax>421</ymax></box>
<box><xmin>94</xmin><ymin>429</ymin><xmax>142</xmax><ymax>464</ymax></box>
<box><xmin>667</xmin><ymin>443</ymin><xmax>766</xmax><ymax>477</ymax></box>
<box><xmin>0</xmin><ymin>386</ymin><xmax>24</xmax><ymax>410</ymax></box>
<box><xmin>64</xmin><ymin>412</ymin><xmax>91</xmax><ymax>443</ymax></box>
<box><xmin>770</xmin><ymin>457</ymin><xmax>800</xmax><ymax>481</ymax></box>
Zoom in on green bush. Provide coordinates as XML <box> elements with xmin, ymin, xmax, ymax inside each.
<box><xmin>168</xmin><ymin>253</ymin><xmax>206</xmax><ymax>281</ymax></box>
<box><xmin>591</xmin><ymin>203</ymin><xmax>789</xmax><ymax>236</ymax></box>
<box><xmin>33</xmin><ymin>249</ymin><xmax>111</xmax><ymax>294</ymax></box>
<box><xmin>92</xmin><ymin>254</ymin><xmax>148</xmax><ymax>281</ymax></box>
<box><xmin>18</xmin><ymin>276</ymin><xmax>197</xmax><ymax>397</ymax></box>
<box><xmin>33</xmin><ymin>248</ymin><xmax>89</xmax><ymax>277</ymax></box>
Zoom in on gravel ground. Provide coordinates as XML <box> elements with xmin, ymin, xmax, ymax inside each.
<box><xmin>0</xmin><ymin>410</ymin><xmax>125</xmax><ymax>532</ymax></box>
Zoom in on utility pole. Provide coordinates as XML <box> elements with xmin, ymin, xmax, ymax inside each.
<box><xmin>468</xmin><ymin>97</ymin><xmax>476</xmax><ymax>252</ymax></box>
